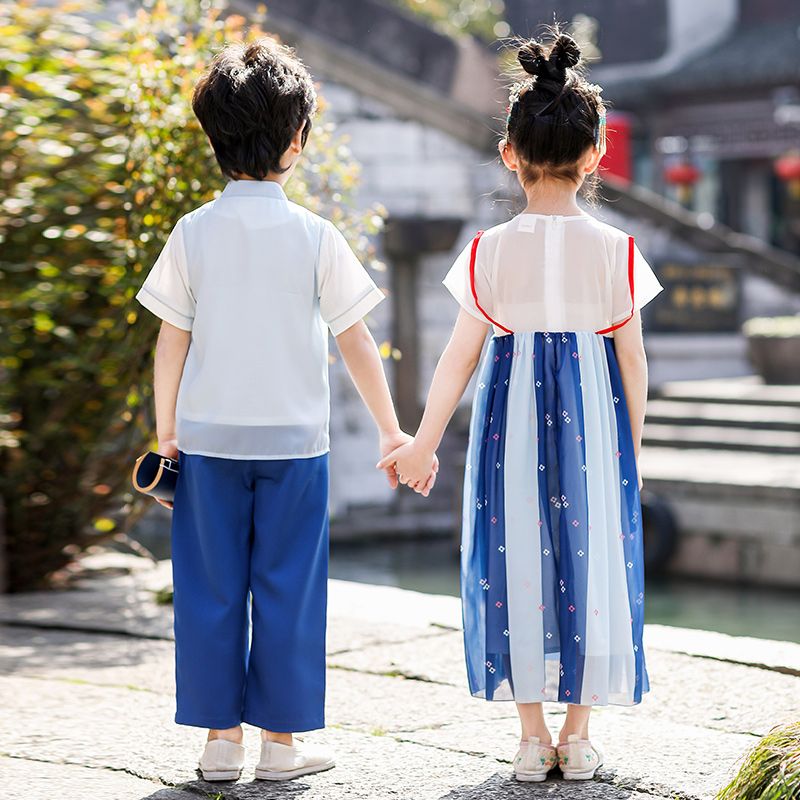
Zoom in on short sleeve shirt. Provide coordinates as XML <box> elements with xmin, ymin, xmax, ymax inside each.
<box><xmin>443</xmin><ymin>213</ymin><xmax>663</xmax><ymax>336</ymax></box>
<box><xmin>136</xmin><ymin>179</ymin><xmax>385</xmax><ymax>459</ymax></box>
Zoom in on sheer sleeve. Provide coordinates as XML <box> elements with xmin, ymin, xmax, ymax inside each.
<box><xmin>318</xmin><ymin>221</ymin><xmax>385</xmax><ymax>336</ymax></box>
<box><xmin>135</xmin><ymin>218</ymin><xmax>195</xmax><ymax>331</ymax></box>
<box><xmin>611</xmin><ymin>237</ymin><xmax>664</xmax><ymax>324</ymax></box>
<box><xmin>442</xmin><ymin>236</ymin><xmax>493</xmax><ymax>323</ymax></box>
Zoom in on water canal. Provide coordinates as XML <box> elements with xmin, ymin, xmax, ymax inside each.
<box><xmin>131</xmin><ymin>520</ymin><xmax>800</xmax><ymax>644</ymax></box>
<box><xmin>329</xmin><ymin>538</ymin><xmax>800</xmax><ymax>644</ymax></box>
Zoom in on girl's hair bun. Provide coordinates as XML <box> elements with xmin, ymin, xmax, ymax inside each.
<box><xmin>518</xmin><ymin>41</ymin><xmax>548</xmax><ymax>77</ymax></box>
<box><xmin>549</xmin><ymin>34</ymin><xmax>581</xmax><ymax>71</ymax></box>
<box><xmin>517</xmin><ymin>34</ymin><xmax>581</xmax><ymax>88</ymax></box>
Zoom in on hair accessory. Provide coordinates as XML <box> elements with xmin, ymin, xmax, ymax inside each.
<box><xmin>506</xmin><ymin>84</ymin><xmax>567</xmax><ymax>129</ymax></box>
<box><xmin>594</xmin><ymin>108</ymin><xmax>607</xmax><ymax>149</ymax></box>
<box><xmin>506</xmin><ymin>86</ymin><xmax>528</xmax><ymax>126</ymax></box>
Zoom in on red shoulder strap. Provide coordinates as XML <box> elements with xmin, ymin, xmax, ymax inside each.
<box><xmin>469</xmin><ymin>231</ymin><xmax>513</xmax><ymax>334</ymax></box>
<box><xmin>596</xmin><ymin>235</ymin><xmax>636</xmax><ymax>335</ymax></box>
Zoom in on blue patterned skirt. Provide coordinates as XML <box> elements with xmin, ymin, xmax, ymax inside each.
<box><xmin>461</xmin><ymin>331</ymin><xmax>649</xmax><ymax>706</ymax></box>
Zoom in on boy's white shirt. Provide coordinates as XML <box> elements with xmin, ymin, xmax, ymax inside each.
<box><xmin>136</xmin><ymin>179</ymin><xmax>385</xmax><ymax>460</ymax></box>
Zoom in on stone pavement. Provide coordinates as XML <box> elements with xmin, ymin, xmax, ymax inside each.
<box><xmin>1</xmin><ymin>553</ymin><xmax>799</xmax><ymax>800</ymax></box>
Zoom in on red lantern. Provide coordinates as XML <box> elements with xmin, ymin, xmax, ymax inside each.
<box><xmin>775</xmin><ymin>151</ymin><xmax>800</xmax><ymax>198</ymax></box>
<box><xmin>601</xmin><ymin>112</ymin><xmax>633</xmax><ymax>184</ymax></box>
<box><xmin>664</xmin><ymin>161</ymin><xmax>701</xmax><ymax>204</ymax></box>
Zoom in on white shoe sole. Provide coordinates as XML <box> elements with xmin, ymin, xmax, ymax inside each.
<box><xmin>255</xmin><ymin>759</ymin><xmax>335</xmax><ymax>781</ymax></box>
<box><xmin>562</xmin><ymin>759</ymin><xmax>603</xmax><ymax>781</ymax></box>
<box><xmin>200</xmin><ymin>769</ymin><xmax>242</xmax><ymax>782</ymax></box>
<box><xmin>514</xmin><ymin>771</ymin><xmax>548</xmax><ymax>782</ymax></box>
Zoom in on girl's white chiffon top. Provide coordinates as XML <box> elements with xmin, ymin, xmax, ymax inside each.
<box><xmin>443</xmin><ymin>213</ymin><xmax>663</xmax><ymax>336</ymax></box>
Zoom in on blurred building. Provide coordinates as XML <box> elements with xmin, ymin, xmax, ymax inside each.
<box><xmin>219</xmin><ymin>0</ymin><xmax>800</xmax><ymax>586</ymax></box>
<box><xmin>569</xmin><ymin>0</ymin><xmax>800</xmax><ymax>252</ymax></box>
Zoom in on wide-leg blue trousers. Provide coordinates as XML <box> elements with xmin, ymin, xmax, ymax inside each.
<box><xmin>170</xmin><ymin>452</ymin><xmax>329</xmax><ymax>732</ymax></box>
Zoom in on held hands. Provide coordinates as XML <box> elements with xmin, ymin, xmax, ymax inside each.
<box><xmin>377</xmin><ymin>438</ymin><xmax>438</xmax><ymax>497</ymax></box>
<box><xmin>378</xmin><ymin>430</ymin><xmax>413</xmax><ymax>489</ymax></box>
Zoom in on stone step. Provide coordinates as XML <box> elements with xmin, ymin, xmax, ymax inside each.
<box><xmin>640</xmin><ymin>446</ymin><xmax>800</xmax><ymax>588</ymax></box>
<box><xmin>646</xmin><ymin>398</ymin><xmax>800</xmax><ymax>431</ymax></box>
<box><xmin>640</xmin><ymin>445</ymin><xmax>800</xmax><ymax>494</ymax></box>
<box><xmin>643</xmin><ymin>422</ymin><xmax>800</xmax><ymax>454</ymax></box>
<box><xmin>654</xmin><ymin>376</ymin><xmax>800</xmax><ymax>408</ymax></box>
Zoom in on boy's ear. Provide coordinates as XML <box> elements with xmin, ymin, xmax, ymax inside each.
<box><xmin>290</xmin><ymin>123</ymin><xmax>305</xmax><ymax>155</ymax></box>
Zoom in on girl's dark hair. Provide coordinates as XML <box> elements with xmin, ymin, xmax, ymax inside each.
<box><xmin>504</xmin><ymin>31</ymin><xmax>604</xmax><ymax>194</ymax></box>
<box><xmin>192</xmin><ymin>38</ymin><xmax>317</xmax><ymax>181</ymax></box>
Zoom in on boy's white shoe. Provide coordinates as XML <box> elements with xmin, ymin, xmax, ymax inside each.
<box><xmin>198</xmin><ymin>738</ymin><xmax>245</xmax><ymax>782</ymax></box>
<box><xmin>255</xmin><ymin>738</ymin><xmax>335</xmax><ymax>781</ymax></box>
<box><xmin>512</xmin><ymin>736</ymin><xmax>557</xmax><ymax>782</ymax></box>
<box><xmin>557</xmin><ymin>733</ymin><xmax>604</xmax><ymax>780</ymax></box>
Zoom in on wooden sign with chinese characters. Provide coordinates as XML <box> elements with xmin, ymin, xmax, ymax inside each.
<box><xmin>648</xmin><ymin>259</ymin><xmax>742</xmax><ymax>332</ymax></box>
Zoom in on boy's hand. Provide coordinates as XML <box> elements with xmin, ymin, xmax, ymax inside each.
<box><xmin>155</xmin><ymin>437</ymin><xmax>179</xmax><ymax>510</ymax></box>
<box><xmin>379</xmin><ymin>431</ymin><xmax>413</xmax><ymax>489</ymax></box>
<box><xmin>377</xmin><ymin>440</ymin><xmax>438</xmax><ymax>497</ymax></box>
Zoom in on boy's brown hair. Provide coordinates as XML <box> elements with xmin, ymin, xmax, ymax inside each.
<box><xmin>192</xmin><ymin>38</ymin><xmax>317</xmax><ymax>181</ymax></box>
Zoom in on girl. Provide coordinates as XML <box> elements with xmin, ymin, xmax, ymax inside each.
<box><xmin>379</xmin><ymin>32</ymin><xmax>662</xmax><ymax>781</ymax></box>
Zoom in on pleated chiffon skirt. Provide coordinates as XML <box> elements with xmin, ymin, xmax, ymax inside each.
<box><xmin>461</xmin><ymin>331</ymin><xmax>649</xmax><ymax>706</ymax></box>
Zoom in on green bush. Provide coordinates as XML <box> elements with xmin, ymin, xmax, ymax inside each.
<box><xmin>0</xmin><ymin>0</ymin><xmax>382</xmax><ymax>591</ymax></box>
<box><xmin>718</xmin><ymin>721</ymin><xmax>800</xmax><ymax>800</ymax></box>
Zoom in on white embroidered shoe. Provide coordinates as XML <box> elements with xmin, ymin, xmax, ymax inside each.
<box><xmin>557</xmin><ymin>733</ymin><xmax>604</xmax><ymax>780</ymax></box>
<box><xmin>512</xmin><ymin>736</ymin><xmax>558</xmax><ymax>782</ymax></box>
<box><xmin>198</xmin><ymin>738</ymin><xmax>245</xmax><ymax>782</ymax></box>
<box><xmin>255</xmin><ymin>738</ymin><xmax>335</xmax><ymax>781</ymax></box>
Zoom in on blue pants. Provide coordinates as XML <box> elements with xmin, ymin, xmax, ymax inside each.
<box><xmin>171</xmin><ymin>452</ymin><xmax>329</xmax><ymax>732</ymax></box>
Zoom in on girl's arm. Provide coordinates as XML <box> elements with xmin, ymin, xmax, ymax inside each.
<box><xmin>335</xmin><ymin>319</ymin><xmax>422</xmax><ymax>490</ymax></box>
<box><xmin>377</xmin><ymin>309</ymin><xmax>489</xmax><ymax>491</ymax></box>
<box><xmin>613</xmin><ymin>310</ymin><xmax>649</xmax><ymax>486</ymax></box>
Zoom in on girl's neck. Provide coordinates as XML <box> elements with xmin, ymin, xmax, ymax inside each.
<box><xmin>521</xmin><ymin>180</ymin><xmax>582</xmax><ymax>217</ymax></box>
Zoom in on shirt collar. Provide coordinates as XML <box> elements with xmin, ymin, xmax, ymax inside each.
<box><xmin>220</xmin><ymin>179</ymin><xmax>288</xmax><ymax>201</ymax></box>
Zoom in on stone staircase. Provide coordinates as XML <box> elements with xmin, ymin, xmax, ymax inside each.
<box><xmin>641</xmin><ymin>377</ymin><xmax>800</xmax><ymax>588</ymax></box>
<box><xmin>333</xmin><ymin>377</ymin><xmax>800</xmax><ymax>589</ymax></box>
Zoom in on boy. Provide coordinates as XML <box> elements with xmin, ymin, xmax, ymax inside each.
<box><xmin>136</xmin><ymin>38</ymin><xmax>435</xmax><ymax>782</ymax></box>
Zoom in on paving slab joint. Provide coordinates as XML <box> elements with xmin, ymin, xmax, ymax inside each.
<box><xmin>328</xmin><ymin>662</ymin><xmax>454</xmax><ymax>686</ymax></box>
<box><xmin>326</xmin><ymin>627</ymin><xmax>457</xmax><ymax>657</ymax></box>
<box><xmin>0</xmin><ymin>619</ymin><xmax>172</xmax><ymax>641</ymax></box>
<box><xmin>654</xmin><ymin>648</ymin><xmax>800</xmax><ymax>678</ymax></box>
<box><xmin>0</xmin><ymin>751</ymin><xmax>174</xmax><ymax>789</ymax></box>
